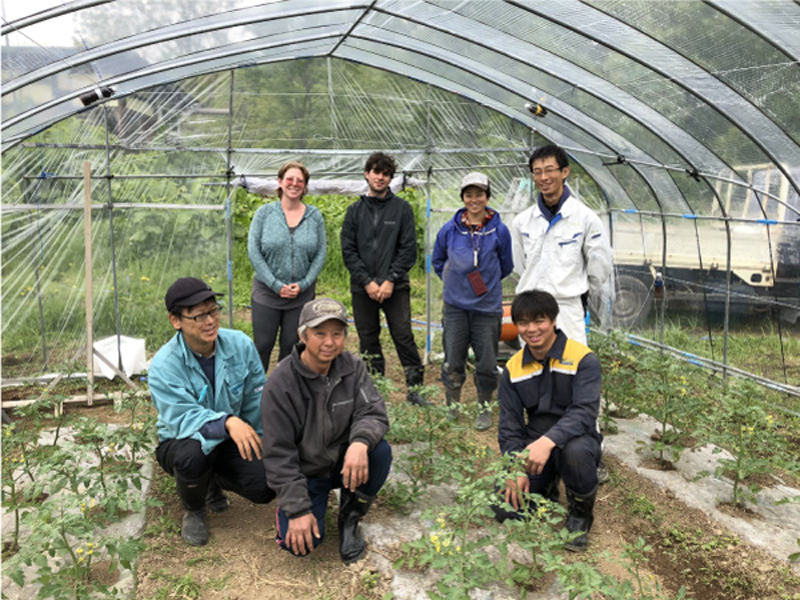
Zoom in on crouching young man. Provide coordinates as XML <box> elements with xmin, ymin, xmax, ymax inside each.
<box><xmin>261</xmin><ymin>298</ymin><xmax>392</xmax><ymax>563</ymax></box>
<box><xmin>149</xmin><ymin>277</ymin><xmax>276</xmax><ymax>546</ymax></box>
<box><xmin>495</xmin><ymin>290</ymin><xmax>602</xmax><ymax>551</ymax></box>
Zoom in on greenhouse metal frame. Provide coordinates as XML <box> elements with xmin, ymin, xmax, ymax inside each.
<box><xmin>2</xmin><ymin>0</ymin><xmax>799</xmax><ymax>403</ymax></box>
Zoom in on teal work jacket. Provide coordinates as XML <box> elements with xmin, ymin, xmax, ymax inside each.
<box><xmin>149</xmin><ymin>328</ymin><xmax>266</xmax><ymax>455</ymax></box>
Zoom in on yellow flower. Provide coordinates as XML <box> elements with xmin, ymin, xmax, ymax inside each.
<box><xmin>87</xmin><ymin>549</ymin><xmax>94</xmax><ymax>556</ymax></box>
<box><xmin>76</xmin><ymin>548</ymin><xmax>84</xmax><ymax>554</ymax></box>
<box><xmin>442</xmin><ymin>539</ymin><xmax>451</xmax><ymax>548</ymax></box>
<box><xmin>90</xmin><ymin>498</ymin><xmax>96</xmax><ymax>508</ymax></box>
<box><xmin>748</xmin><ymin>427</ymin><xmax>755</xmax><ymax>436</ymax></box>
<box><xmin>679</xmin><ymin>388</ymin><xmax>687</xmax><ymax>396</ymax></box>
<box><xmin>141</xmin><ymin>276</ymin><xmax>150</xmax><ymax>282</ymax></box>
<box><xmin>456</xmin><ymin>546</ymin><xmax>461</xmax><ymax>553</ymax></box>
<box><xmin>429</xmin><ymin>534</ymin><xmax>439</xmax><ymax>544</ymax></box>
<box><xmin>680</xmin><ymin>376</ymin><xmax>687</xmax><ymax>385</ymax></box>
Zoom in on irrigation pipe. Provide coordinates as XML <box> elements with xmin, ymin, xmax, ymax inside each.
<box><xmin>607</xmin><ymin>331</ymin><xmax>800</xmax><ymax>411</ymax></box>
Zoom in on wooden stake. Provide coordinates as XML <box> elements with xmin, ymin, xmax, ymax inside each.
<box><xmin>83</xmin><ymin>162</ymin><xmax>94</xmax><ymax>406</ymax></box>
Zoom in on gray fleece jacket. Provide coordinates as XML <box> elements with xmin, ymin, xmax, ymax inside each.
<box><xmin>260</xmin><ymin>344</ymin><xmax>390</xmax><ymax>519</ymax></box>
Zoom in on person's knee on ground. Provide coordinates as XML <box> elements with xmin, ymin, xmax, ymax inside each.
<box><xmin>275</xmin><ymin>504</ymin><xmax>327</xmax><ymax>556</ymax></box>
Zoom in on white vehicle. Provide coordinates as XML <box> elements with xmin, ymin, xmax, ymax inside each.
<box><xmin>504</xmin><ymin>166</ymin><xmax>800</xmax><ymax>326</ymax></box>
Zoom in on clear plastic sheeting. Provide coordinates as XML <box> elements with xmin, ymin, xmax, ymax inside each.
<box><xmin>235</xmin><ymin>175</ymin><xmax>426</xmax><ymax>198</ymax></box>
<box><xmin>2</xmin><ymin>1</ymin><xmax>799</xmax><ymax>395</ymax></box>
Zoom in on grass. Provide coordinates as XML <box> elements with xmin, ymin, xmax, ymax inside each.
<box><xmin>148</xmin><ymin>572</ymin><xmax>202</xmax><ymax>600</ymax></box>
<box><xmin>630</xmin><ymin>317</ymin><xmax>800</xmax><ymax>385</ymax></box>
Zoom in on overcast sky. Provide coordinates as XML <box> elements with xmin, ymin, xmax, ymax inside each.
<box><xmin>2</xmin><ymin>0</ymin><xmax>77</xmax><ymax>47</ymax></box>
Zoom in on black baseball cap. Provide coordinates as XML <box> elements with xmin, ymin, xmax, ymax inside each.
<box><xmin>165</xmin><ymin>277</ymin><xmax>223</xmax><ymax>312</ymax></box>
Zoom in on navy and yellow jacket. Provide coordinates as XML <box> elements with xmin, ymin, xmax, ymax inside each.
<box><xmin>498</xmin><ymin>329</ymin><xmax>602</xmax><ymax>455</ymax></box>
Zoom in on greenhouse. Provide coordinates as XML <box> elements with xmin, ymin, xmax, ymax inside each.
<box><xmin>2</xmin><ymin>1</ymin><xmax>800</xmax><ymax>599</ymax></box>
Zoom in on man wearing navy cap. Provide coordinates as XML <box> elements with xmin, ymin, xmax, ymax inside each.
<box><xmin>149</xmin><ymin>277</ymin><xmax>275</xmax><ymax>546</ymax></box>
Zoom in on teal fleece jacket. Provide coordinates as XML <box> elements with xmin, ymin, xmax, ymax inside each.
<box><xmin>247</xmin><ymin>202</ymin><xmax>327</xmax><ymax>294</ymax></box>
<box><xmin>149</xmin><ymin>328</ymin><xmax>266</xmax><ymax>455</ymax></box>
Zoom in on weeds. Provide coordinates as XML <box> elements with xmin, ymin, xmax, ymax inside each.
<box><xmin>1</xmin><ymin>392</ymin><xmax>158</xmax><ymax>599</ymax></box>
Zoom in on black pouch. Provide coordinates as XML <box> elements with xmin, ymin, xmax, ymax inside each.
<box><xmin>467</xmin><ymin>270</ymin><xmax>488</xmax><ymax>296</ymax></box>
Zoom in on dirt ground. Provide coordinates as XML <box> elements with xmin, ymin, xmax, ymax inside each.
<box><xmin>134</xmin><ymin>452</ymin><xmax>800</xmax><ymax>600</ymax></box>
<box><xmin>131</xmin><ymin>341</ymin><xmax>800</xmax><ymax>600</ymax></box>
<box><xmin>5</xmin><ymin>335</ymin><xmax>799</xmax><ymax>599</ymax></box>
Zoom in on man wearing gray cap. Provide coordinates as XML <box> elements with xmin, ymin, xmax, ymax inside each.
<box><xmin>261</xmin><ymin>297</ymin><xmax>392</xmax><ymax>564</ymax></box>
<box><xmin>149</xmin><ymin>277</ymin><xmax>275</xmax><ymax>547</ymax></box>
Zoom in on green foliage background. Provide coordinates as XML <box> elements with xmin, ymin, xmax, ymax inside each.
<box><xmin>231</xmin><ymin>186</ymin><xmax>428</xmax><ymax>309</ymax></box>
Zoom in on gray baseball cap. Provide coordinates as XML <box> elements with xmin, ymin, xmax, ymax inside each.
<box><xmin>460</xmin><ymin>172</ymin><xmax>490</xmax><ymax>192</ymax></box>
<box><xmin>298</xmin><ymin>298</ymin><xmax>349</xmax><ymax>330</ymax></box>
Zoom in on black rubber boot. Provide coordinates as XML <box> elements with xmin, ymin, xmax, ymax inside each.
<box><xmin>175</xmin><ymin>474</ymin><xmax>211</xmax><ymax>546</ymax></box>
<box><xmin>444</xmin><ymin>386</ymin><xmax>462</xmax><ymax>421</ymax></box>
<box><xmin>405</xmin><ymin>367</ymin><xmax>429</xmax><ymax>406</ymax></box>
<box><xmin>474</xmin><ymin>391</ymin><xmax>493</xmax><ymax>431</ymax></box>
<box><xmin>564</xmin><ymin>486</ymin><xmax>597</xmax><ymax>552</ymax></box>
<box><xmin>338</xmin><ymin>489</ymin><xmax>375</xmax><ymax>564</ymax></box>
<box><xmin>206</xmin><ymin>478</ymin><xmax>229</xmax><ymax>513</ymax></box>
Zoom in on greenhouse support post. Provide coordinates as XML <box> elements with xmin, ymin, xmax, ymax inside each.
<box><xmin>327</xmin><ymin>57</ymin><xmax>337</xmax><ymax>149</ymax></box>
<box><xmin>225</xmin><ymin>69</ymin><xmax>235</xmax><ymax>327</ymax></box>
<box><xmin>103</xmin><ymin>105</ymin><xmax>122</xmax><ymax>369</ymax></box>
<box><xmin>28</xmin><ymin>206</ymin><xmax>47</xmax><ymax>368</ymax></box>
<box><xmin>424</xmin><ymin>84</ymin><xmax>432</xmax><ymax>364</ymax></box>
<box><xmin>83</xmin><ymin>161</ymin><xmax>94</xmax><ymax>406</ymax></box>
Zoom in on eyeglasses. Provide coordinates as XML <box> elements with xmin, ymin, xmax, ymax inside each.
<box><xmin>180</xmin><ymin>305</ymin><xmax>221</xmax><ymax>323</ymax></box>
<box><xmin>532</xmin><ymin>166</ymin><xmax>563</xmax><ymax>178</ymax></box>
<box><xmin>281</xmin><ymin>177</ymin><xmax>305</xmax><ymax>185</ymax></box>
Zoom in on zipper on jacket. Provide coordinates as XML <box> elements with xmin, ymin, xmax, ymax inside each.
<box><xmin>290</xmin><ymin>229</ymin><xmax>295</xmax><ymax>281</ymax></box>
<box><xmin>371</xmin><ymin>203</ymin><xmax>381</xmax><ymax>277</ymax></box>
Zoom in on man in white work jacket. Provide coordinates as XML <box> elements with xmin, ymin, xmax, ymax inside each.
<box><xmin>510</xmin><ymin>144</ymin><xmax>612</xmax><ymax>347</ymax></box>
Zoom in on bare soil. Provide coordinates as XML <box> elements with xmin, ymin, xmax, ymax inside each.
<box><xmin>133</xmin><ymin>337</ymin><xmax>800</xmax><ymax>600</ymax></box>
<box><xmin>7</xmin><ymin>333</ymin><xmax>799</xmax><ymax>599</ymax></box>
<box><xmin>135</xmin><ymin>442</ymin><xmax>800</xmax><ymax>600</ymax></box>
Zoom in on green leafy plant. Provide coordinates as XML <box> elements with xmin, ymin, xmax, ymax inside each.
<box><xmin>634</xmin><ymin>351</ymin><xmax>692</xmax><ymax>465</ymax></box>
<box><xmin>1</xmin><ymin>393</ymin><xmax>158</xmax><ymax>599</ymax></box>
<box><xmin>695</xmin><ymin>378</ymin><xmax>785</xmax><ymax>507</ymax></box>
<box><xmin>592</xmin><ymin>330</ymin><xmax>641</xmax><ymax>427</ymax></box>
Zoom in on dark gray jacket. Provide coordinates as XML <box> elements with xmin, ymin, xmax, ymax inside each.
<box><xmin>260</xmin><ymin>345</ymin><xmax>390</xmax><ymax>519</ymax></box>
<box><xmin>340</xmin><ymin>191</ymin><xmax>418</xmax><ymax>292</ymax></box>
